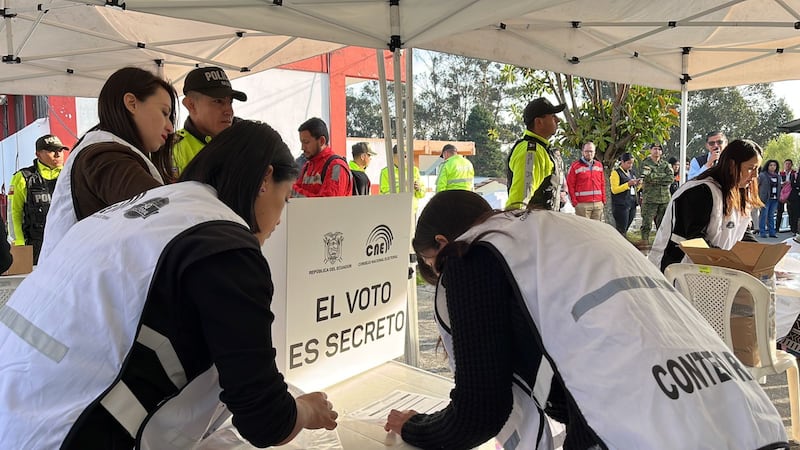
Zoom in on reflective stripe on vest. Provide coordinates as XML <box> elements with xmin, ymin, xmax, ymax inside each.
<box><xmin>0</xmin><ymin>182</ymin><xmax>246</xmax><ymax>449</ymax></box>
<box><xmin>455</xmin><ymin>211</ymin><xmax>787</xmax><ymax>447</ymax></box>
<box><xmin>433</xmin><ymin>279</ymin><xmax>556</xmax><ymax>450</ymax></box>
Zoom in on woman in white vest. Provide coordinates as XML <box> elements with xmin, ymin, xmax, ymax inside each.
<box><xmin>0</xmin><ymin>121</ymin><xmax>338</xmax><ymax>449</ymax></box>
<box><xmin>385</xmin><ymin>190</ymin><xmax>787</xmax><ymax>449</ymax></box>
<box><xmin>649</xmin><ymin>139</ymin><xmax>763</xmax><ymax>272</ymax></box>
<box><xmin>39</xmin><ymin>67</ymin><xmax>177</xmax><ymax>261</ymax></box>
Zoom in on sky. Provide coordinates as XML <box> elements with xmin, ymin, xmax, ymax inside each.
<box><xmin>772</xmin><ymin>80</ymin><xmax>800</xmax><ymax>118</ymax></box>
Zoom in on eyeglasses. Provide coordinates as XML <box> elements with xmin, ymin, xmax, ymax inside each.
<box><xmin>707</xmin><ymin>140</ymin><xmax>725</xmax><ymax>146</ymax></box>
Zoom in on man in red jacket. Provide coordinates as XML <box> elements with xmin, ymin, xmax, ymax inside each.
<box><xmin>292</xmin><ymin>117</ymin><xmax>353</xmax><ymax>197</ymax></box>
<box><xmin>566</xmin><ymin>141</ymin><xmax>606</xmax><ymax>220</ymax></box>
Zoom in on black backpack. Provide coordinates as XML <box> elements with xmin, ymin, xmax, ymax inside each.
<box><xmin>319</xmin><ymin>155</ymin><xmax>365</xmax><ymax>196</ymax></box>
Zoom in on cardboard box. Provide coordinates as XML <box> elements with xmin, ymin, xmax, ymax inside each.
<box><xmin>679</xmin><ymin>239</ymin><xmax>790</xmax><ymax>279</ymax></box>
<box><xmin>3</xmin><ymin>245</ymin><xmax>33</xmax><ymax>275</ymax></box>
<box><xmin>731</xmin><ymin>316</ymin><xmax>760</xmax><ymax>366</ymax></box>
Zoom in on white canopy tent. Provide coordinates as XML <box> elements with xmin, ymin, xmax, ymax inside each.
<box><xmin>0</xmin><ymin>0</ymin><xmax>342</xmax><ymax>97</ymax></box>
<box><xmin>102</xmin><ymin>0</ymin><xmax>800</xmax><ymax>181</ymax></box>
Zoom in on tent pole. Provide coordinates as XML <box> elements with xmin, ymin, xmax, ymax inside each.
<box><xmin>393</xmin><ymin>50</ymin><xmax>407</xmax><ymax>193</ymax></box>
<box><xmin>403</xmin><ymin>48</ymin><xmax>420</xmax><ymax>367</ymax></box>
<box><xmin>679</xmin><ymin>49</ymin><xmax>689</xmax><ymax>185</ymax></box>
<box><xmin>376</xmin><ymin>50</ymin><xmax>395</xmax><ymax>193</ymax></box>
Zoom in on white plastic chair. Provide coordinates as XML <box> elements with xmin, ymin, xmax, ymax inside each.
<box><xmin>0</xmin><ymin>276</ymin><xmax>23</xmax><ymax>309</ymax></box>
<box><xmin>664</xmin><ymin>263</ymin><xmax>800</xmax><ymax>441</ymax></box>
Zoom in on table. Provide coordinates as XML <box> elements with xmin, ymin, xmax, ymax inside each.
<box><xmin>200</xmin><ymin>361</ymin><xmax>496</xmax><ymax>449</ymax></box>
<box><xmin>327</xmin><ymin>361</ymin><xmax>495</xmax><ymax>449</ymax></box>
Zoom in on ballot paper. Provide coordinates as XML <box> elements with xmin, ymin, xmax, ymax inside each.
<box><xmin>346</xmin><ymin>390</ymin><xmax>450</xmax><ymax>423</ymax></box>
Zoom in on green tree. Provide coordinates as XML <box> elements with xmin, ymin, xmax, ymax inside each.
<box><xmin>763</xmin><ymin>134</ymin><xmax>798</xmax><ymax>165</ymax></box>
<box><xmin>504</xmin><ymin>69</ymin><xmax>680</xmax><ymax>168</ymax></box>
<box><xmin>414</xmin><ymin>52</ymin><xmax>516</xmax><ymax>141</ymax></box>
<box><xmin>463</xmin><ymin>105</ymin><xmax>506</xmax><ymax>177</ymax></box>
<box><xmin>664</xmin><ymin>84</ymin><xmax>793</xmax><ymax>159</ymax></box>
<box><xmin>346</xmin><ymin>81</ymin><xmax>392</xmax><ymax>138</ymax></box>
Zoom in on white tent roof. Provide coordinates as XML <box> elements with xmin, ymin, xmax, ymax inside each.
<box><xmin>103</xmin><ymin>0</ymin><xmax>800</xmax><ymax>91</ymax></box>
<box><xmin>0</xmin><ymin>1</ymin><xmax>342</xmax><ymax>96</ymax></box>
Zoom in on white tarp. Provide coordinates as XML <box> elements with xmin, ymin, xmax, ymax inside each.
<box><xmin>104</xmin><ymin>0</ymin><xmax>800</xmax><ymax>91</ymax></box>
<box><xmin>0</xmin><ymin>0</ymin><xmax>342</xmax><ymax>96</ymax></box>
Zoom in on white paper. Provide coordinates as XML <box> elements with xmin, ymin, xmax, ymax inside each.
<box><xmin>346</xmin><ymin>390</ymin><xmax>450</xmax><ymax>424</ymax></box>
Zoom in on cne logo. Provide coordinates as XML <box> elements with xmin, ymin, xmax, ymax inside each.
<box><xmin>365</xmin><ymin>225</ymin><xmax>393</xmax><ymax>257</ymax></box>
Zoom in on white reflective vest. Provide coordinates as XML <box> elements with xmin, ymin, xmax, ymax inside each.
<box><xmin>648</xmin><ymin>178</ymin><xmax>751</xmax><ymax>268</ymax></box>
<box><xmin>0</xmin><ymin>182</ymin><xmax>246</xmax><ymax>449</ymax></box>
<box><xmin>455</xmin><ymin>211</ymin><xmax>787</xmax><ymax>449</ymax></box>
<box><xmin>39</xmin><ymin>130</ymin><xmax>164</xmax><ymax>261</ymax></box>
<box><xmin>435</xmin><ymin>280</ymin><xmax>561</xmax><ymax>450</ymax></box>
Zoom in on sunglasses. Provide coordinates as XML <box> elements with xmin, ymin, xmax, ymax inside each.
<box><xmin>707</xmin><ymin>140</ymin><xmax>725</xmax><ymax>146</ymax></box>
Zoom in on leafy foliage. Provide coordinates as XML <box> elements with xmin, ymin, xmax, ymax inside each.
<box><xmin>507</xmin><ymin>69</ymin><xmax>680</xmax><ymax>167</ymax></box>
<box><xmin>664</xmin><ymin>84</ymin><xmax>793</xmax><ymax>160</ymax></box>
<box><xmin>763</xmin><ymin>134</ymin><xmax>799</xmax><ymax>165</ymax></box>
<box><xmin>464</xmin><ymin>105</ymin><xmax>506</xmax><ymax>177</ymax></box>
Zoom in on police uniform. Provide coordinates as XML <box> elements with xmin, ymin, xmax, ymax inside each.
<box><xmin>436</xmin><ymin>153</ymin><xmax>475</xmax><ymax>192</ymax></box>
<box><xmin>10</xmin><ymin>159</ymin><xmax>61</xmax><ymax>263</ymax></box>
<box><xmin>173</xmin><ymin>66</ymin><xmax>247</xmax><ymax>176</ymax></box>
<box><xmin>506</xmin><ymin>130</ymin><xmax>562</xmax><ymax>210</ymax></box>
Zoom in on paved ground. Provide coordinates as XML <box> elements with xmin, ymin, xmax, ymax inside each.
<box><xmin>404</xmin><ymin>225</ymin><xmax>800</xmax><ymax>444</ymax></box>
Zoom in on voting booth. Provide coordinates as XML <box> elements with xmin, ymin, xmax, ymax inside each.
<box><xmin>263</xmin><ymin>194</ymin><xmax>413</xmax><ymax>392</ymax></box>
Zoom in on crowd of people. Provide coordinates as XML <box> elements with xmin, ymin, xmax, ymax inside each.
<box><xmin>0</xmin><ymin>65</ymin><xmax>791</xmax><ymax>449</ymax></box>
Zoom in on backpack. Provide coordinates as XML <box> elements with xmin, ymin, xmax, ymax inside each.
<box><xmin>319</xmin><ymin>155</ymin><xmax>364</xmax><ymax>196</ymax></box>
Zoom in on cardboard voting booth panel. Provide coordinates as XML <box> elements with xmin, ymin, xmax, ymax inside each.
<box><xmin>680</xmin><ymin>239</ymin><xmax>790</xmax><ymax>279</ymax></box>
<box><xmin>263</xmin><ymin>194</ymin><xmax>413</xmax><ymax>392</ymax></box>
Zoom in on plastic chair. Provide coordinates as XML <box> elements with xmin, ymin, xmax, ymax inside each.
<box><xmin>664</xmin><ymin>263</ymin><xmax>800</xmax><ymax>441</ymax></box>
<box><xmin>0</xmin><ymin>276</ymin><xmax>23</xmax><ymax>309</ymax></box>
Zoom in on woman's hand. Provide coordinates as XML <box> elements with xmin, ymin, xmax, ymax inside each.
<box><xmin>296</xmin><ymin>392</ymin><xmax>338</xmax><ymax>430</ymax></box>
<box><xmin>384</xmin><ymin>409</ymin><xmax>418</xmax><ymax>434</ymax></box>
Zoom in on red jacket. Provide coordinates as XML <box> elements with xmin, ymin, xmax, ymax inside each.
<box><xmin>566</xmin><ymin>158</ymin><xmax>606</xmax><ymax>205</ymax></box>
<box><xmin>292</xmin><ymin>147</ymin><xmax>353</xmax><ymax>197</ymax></box>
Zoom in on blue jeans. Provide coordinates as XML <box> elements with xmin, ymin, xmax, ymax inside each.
<box><xmin>760</xmin><ymin>199</ymin><xmax>779</xmax><ymax>236</ymax></box>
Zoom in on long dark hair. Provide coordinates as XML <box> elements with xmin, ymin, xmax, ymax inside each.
<box><xmin>179</xmin><ymin>120</ymin><xmax>298</xmax><ymax>232</ymax></box>
<box><xmin>762</xmin><ymin>159</ymin><xmax>780</xmax><ymax>173</ymax></box>
<box><xmin>413</xmin><ymin>191</ymin><xmax>493</xmax><ymax>284</ymax></box>
<box><xmin>76</xmin><ymin>67</ymin><xmax>177</xmax><ymax>181</ymax></box>
<box><xmin>697</xmin><ymin>139</ymin><xmax>763</xmax><ymax>216</ymax></box>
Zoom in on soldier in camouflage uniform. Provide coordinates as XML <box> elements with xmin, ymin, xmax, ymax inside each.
<box><xmin>639</xmin><ymin>143</ymin><xmax>674</xmax><ymax>241</ymax></box>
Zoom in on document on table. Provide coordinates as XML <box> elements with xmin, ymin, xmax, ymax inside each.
<box><xmin>346</xmin><ymin>390</ymin><xmax>450</xmax><ymax>423</ymax></box>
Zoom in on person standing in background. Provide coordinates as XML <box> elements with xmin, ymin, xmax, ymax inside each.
<box><xmin>566</xmin><ymin>141</ymin><xmax>605</xmax><ymax>220</ymax></box>
<box><xmin>758</xmin><ymin>159</ymin><xmax>780</xmax><ymax>238</ymax></box>
<box><xmin>639</xmin><ymin>143</ymin><xmax>674</xmax><ymax>242</ymax></box>
<box><xmin>436</xmin><ymin>144</ymin><xmax>474</xmax><ymax>192</ymax></box>
<box><xmin>688</xmin><ymin>131</ymin><xmax>727</xmax><ymax>180</ymax></box>
<box><xmin>172</xmin><ymin>66</ymin><xmax>247</xmax><ymax>179</ymax></box>
<box><xmin>349</xmin><ymin>142</ymin><xmax>376</xmax><ymax>195</ymax></box>
<box><xmin>293</xmin><ymin>117</ymin><xmax>353</xmax><ymax>198</ymax></box>
<box><xmin>778</xmin><ymin>159</ymin><xmax>795</xmax><ymax>231</ymax></box>
<box><xmin>9</xmin><ymin>134</ymin><xmax>65</xmax><ymax>264</ymax></box>
<box><xmin>506</xmin><ymin>97</ymin><xmax>566</xmax><ymax>210</ymax></box>
<box><xmin>380</xmin><ymin>145</ymin><xmax>426</xmax><ymax>213</ymax></box>
<box><xmin>609</xmin><ymin>152</ymin><xmax>641</xmax><ymax>235</ymax></box>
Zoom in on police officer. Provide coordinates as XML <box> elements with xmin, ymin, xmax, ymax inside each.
<box><xmin>172</xmin><ymin>66</ymin><xmax>247</xmax><ymax>177</ymax></box>
<box><xmin>506</xmin><ymin>97</ymin><xmax>565</xmax><ymax>210</ymax></box>
<box><xmin>436</xmin><ymin>144</ymin><xmax>474</xmax><ymax>192</ymax></box>
<box><xmin>10</xmin><ymin>134</ymin><xmax>65</xmax><ymax>264</ymax></box>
